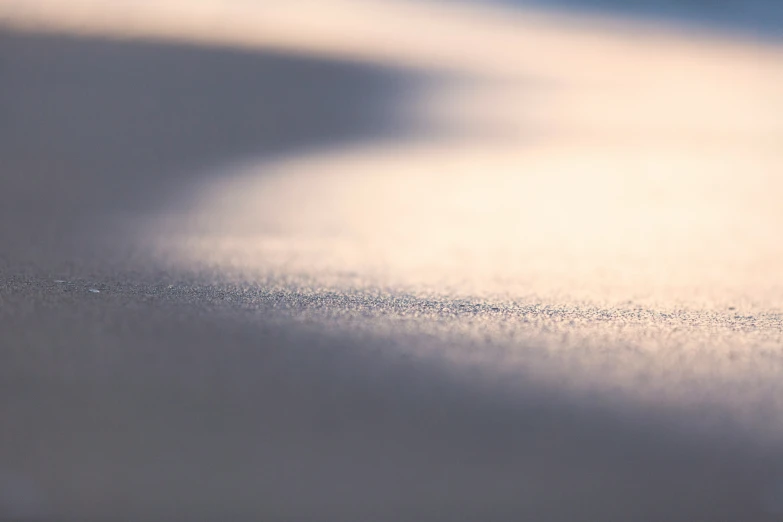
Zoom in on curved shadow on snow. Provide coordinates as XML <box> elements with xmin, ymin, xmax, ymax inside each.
<box><xmin>0</xmin><ymin>28</ymin><xmax>429</xmax><ymax>270</ymax></box>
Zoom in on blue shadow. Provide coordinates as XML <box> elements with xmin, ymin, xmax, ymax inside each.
<box><xmin>471</xmin><ymin>0</ymin><xmax>782</xmax><ymax>40</ymax></box>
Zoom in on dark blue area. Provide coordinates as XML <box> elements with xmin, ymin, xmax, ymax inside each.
<box><xmin>469</xmin><ymin>0</ymin><xmax>783</xmax><ymax>40</ymax></box>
